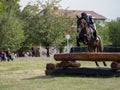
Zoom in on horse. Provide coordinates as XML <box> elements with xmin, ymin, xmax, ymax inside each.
<box><xmin>76</xmin><ymin>16</ymin><xmax>107</xmax><ymax>67</ymax></box>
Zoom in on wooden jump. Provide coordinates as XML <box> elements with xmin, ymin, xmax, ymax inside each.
<box><xmin>54</xmin><ymin>52</ymin><xmax>120</xmax><ymax>61</ymax></box>
<box><xmin>45</xmin><ymin>52</ymin><xmax>120</xmax><ymax>75</ymax></box>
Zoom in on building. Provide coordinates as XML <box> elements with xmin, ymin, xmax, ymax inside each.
<box><xmin>54</xmin><ymin>9</ymin><xmax>107</xmax><ymax>25</ymax></box>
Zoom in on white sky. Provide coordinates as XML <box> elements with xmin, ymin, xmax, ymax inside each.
<box><xmin>19</xmin><ymin>0</ymin><xmax>120</xmax><ymax>19</ymax></box>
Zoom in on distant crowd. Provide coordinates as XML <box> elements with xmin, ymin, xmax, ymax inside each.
<box><xmin>0</xmin><ymin>48</ymin><xmax>36</xmax><ymax>61</ymax></box>
<box><xmin>0</xmin><ymin>47</ymin><xmax>56</xmax><ymax>61</ymax></box>
<box><xmin>0</xmin><ymin>48</ymin><xmax>13</xmax><ymax>61</ymax></box>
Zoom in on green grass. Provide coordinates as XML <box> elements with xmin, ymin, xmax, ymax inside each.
<box><xmin>0</xmin><ymin>57</ymin><xmax>120</xmax><ymax>90</ymax></box>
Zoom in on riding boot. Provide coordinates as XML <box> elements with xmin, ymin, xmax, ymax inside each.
<box><xmin>90</xmin><ymin>24</ymin><xmax>97</xmax><ymax>40</ymax></box>
<box><xmin>93</xmin><ymin>30</ymin><xmax>97</xmax><ymax>40</ymax></box>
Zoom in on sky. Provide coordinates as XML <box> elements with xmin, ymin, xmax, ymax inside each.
<box><xmin>19</xmin><ymin>0</ymin><xmax>120</xmax><ymax>19</ymax></box>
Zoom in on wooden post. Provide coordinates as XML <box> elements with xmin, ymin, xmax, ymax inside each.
<box><xmin>111</xmin><ymin>61</ymin><xmax>120</xmax><ymax>70</ymax></box>
<box><xmin>46</xmin><ymin>63</ymin><xmax>56</xmax><ymax>70</ymax></box>
<box><xmin>45</xmin><ymin>63</ymin><xmax>56</xmax><ymax>75</ymax></box>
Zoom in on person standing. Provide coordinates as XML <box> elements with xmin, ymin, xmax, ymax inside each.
<box><xmin>6</xmin><ymin>48</ymin><xmax>13</xmax><ymax>61</ymax></box>
<box><xmin>1</xmin><ymin>50</ymin><xmax>7</xmax><ymax>61</ymax></box>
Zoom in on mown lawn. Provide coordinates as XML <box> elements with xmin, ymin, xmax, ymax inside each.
<box><xmin>0</xmin><ymin>57</ymin><xmax>120</xmax><ymax>90</ymax></box>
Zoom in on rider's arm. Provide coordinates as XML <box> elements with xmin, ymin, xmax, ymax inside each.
<box><xmin>89</xmin><ymin>15</ymin><xmax>94</xmax><ymax>24</ymax></box>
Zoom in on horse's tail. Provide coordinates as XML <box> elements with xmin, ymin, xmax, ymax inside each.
<box><xmin>97</xmin><ymin>35</ymin><xmax>107</xmax><ymax>67</ymax></box>
<box><xmin>97</xmin><ymin>35</ymin><xmax>104</xmax><ymax>52</ymax></box>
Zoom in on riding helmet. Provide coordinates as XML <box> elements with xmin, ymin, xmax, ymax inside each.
<box><xmin>81</xmin><ymin>12</ymin><xmax>87</xmax><ymax>17</ymax></box>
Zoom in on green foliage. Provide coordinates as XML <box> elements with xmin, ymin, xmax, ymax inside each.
<box><xmin>96</xmin><ymin>19</ymin><xmax>120</xmax><ymax>47</ymax></box>
<box><xmin>97</xmin><ymin>23</ymin><xmax>111</xmax><ymax>46</ymax></box>
<box><xmin>0</xmin><ymin>0</ymin><xmax>20</xmax><ymax>12</ymax></box>
<box><xmin>21</xmin><ymin>0</ymin><xmax>74</xmax><ymax>49</ymax></box>
<box><xmin>37</xmin><ymin>0</ymin><xmax>70</xmax><ymax>48</ymax></box>
<box><xmin>2</xmin><ymin>0</ymin><xmax>120</xmax><ymax>52</ymax></box>
<box><xmin>108</xmin><ymin>19</ymin><xmax>120</xmax><ymax>46</ymax></box>
<box><xmin>0</xmin><ymin>2</ymin><xmax>4</xmax><ymax>12</ymax></box>
<box><xmin>0</xmin><ymin>0</ymin><xmax>76</xmax><ymax>52</ymax></box>
<box><xmin>0</xmin><ymin>13</ymin><xmax>25</xmax><ymax>50</ymax></box>
<box><xmin>0</xmin><ymin>0</ymin><xmax>24</xmax><ymax>51</ymax></box>
<box><xmin>20</xmin><ymin>5</ymin><xmax>41</xmax><ymax>46</ymax></box>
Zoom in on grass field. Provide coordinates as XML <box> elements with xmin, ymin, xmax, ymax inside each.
<box><xmin>0</xmin><ymin>57</ymin><xmax>120</xmax><ymax>90</ymax></box>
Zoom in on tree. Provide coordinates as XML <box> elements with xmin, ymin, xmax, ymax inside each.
<box><xmin>38</xmin><ymin>0</ymin><xmax>76</xmax><ymax>56</ymax></box>
<box><xmin>0</xmin><ymin>0</ymin><xmax>20</xmax><ymax>12</ymax></box>
<box><xmin>0</xmin><ymin>0</ymin><xmax>24</xmax><ymax>51</ymax></box>
<box><xmin>108</xmin><ymin>19</ymin><xmax>120</xmax><ymax>46</ymax></box>
<box><xmin>97</xmin><ymin>23</ymin><xmax>111</xmax><ymax>46</ymax></box>
<box><xmin>0</xmin><ymin>2</ymin><xmax>4</xmax><ymax>12</ymax></box>
<box><xmin>20</xmin><ymin>5</ymin><xmax>40</xmax><ymax>46</ymax></box>
<box><xmin>21</xmin><ymin>0</ymin><xmax>74</xmax><ymax>56</ymax></box>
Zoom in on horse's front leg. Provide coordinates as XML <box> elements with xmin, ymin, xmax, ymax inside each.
<box><xmin>76</xmin><ymin>36</ymin><xmax>80</xmax><ymax>47</ymax></box>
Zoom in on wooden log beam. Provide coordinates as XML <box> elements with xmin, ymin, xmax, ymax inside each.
<box><xmin>52</xmin><ymin>68</ymin><xmax>120</xmax><ymax>76</ymax></box>
<box><xmin>54</xmin><ymin>52</ymin><xmax>120</xmax><ymax>61</ymax></box>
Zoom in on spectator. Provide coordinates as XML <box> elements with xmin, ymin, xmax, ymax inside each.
<box><xmin>31</xmin><ymin>47</ymin><xmax>35</xmax><ymax>57</ymax></box>
<box><xmin>6</xmin><ymin>48</ymin><xmax>13</xmax><ymax>61</ymax></box>
<box><xmin>1</xmin><ymin>50</ymin><xmax>7</xmax><ymax>61</ymax></box>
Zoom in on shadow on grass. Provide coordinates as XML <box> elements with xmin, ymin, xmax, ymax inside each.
<box><xmin>51</xmin><ymin>67</ymin><xmax>120</xmax><ymax>78</ymax></box>
<box><xmin>22</xmin><ymin>75</ymin><xmax>56</xmax><ymax>80</ymax></box>
<box><xmin>22</xmin><ymin>67</ymin><xmax>120</xmax><ymax>80</ymax></box>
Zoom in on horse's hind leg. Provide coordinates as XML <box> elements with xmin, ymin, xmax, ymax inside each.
<box><xmin>88</xmin><ymin>47</ymin><xmax>100</xmax><ymax>67</ymax></box>
<box><xmin>103</xmin><ymin>61</ymin><xmax>107</xmax><ymax>67</ymax></box>
<box><xmin>95</xmin><ymin>61</ymin><xmax>99</xmax><ymax>67</ymax></box>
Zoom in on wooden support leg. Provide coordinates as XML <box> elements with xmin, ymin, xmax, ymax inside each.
<box><xmin>56</xmin><ymin>61</ymin><xmax>81</xmax><ymax>68</ymax></box>
<box><xmin>111</xmin><ymin>61</ymin><xmax>120</xmax><ymax>70</ymax></box>
<box><xmin>45</xmin><ymin>63</ymin><xmax>56</xmax><ymax>75</ymax></box>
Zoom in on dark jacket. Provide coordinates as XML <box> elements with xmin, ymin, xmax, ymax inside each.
<box><xmin>82</xmin><ymin>15</ymin><xmax>94</xmax><ymax>25</ymax></box>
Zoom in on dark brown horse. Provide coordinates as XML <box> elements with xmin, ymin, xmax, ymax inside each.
<box><xmin>76</xmin><ymin>16</ymin><xmax>107</xmax><ymax>67</ymax></box>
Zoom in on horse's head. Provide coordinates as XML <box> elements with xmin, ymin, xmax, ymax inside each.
<box><xmin>76</xmin><ymin>16</ymin><xmax>88</xmax><ymax>33</ymax></box>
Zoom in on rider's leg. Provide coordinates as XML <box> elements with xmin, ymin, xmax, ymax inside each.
<box><xmin>90</xmin><ymin>24</ymin><xmax>97</xmax><ymax>40</ymax></box>
<box><xmin>76</xmin><ymin>36</ymin><xmax>80</xmax><ymax>47</ymax></box>
<box><xmin>93</xmin><ymin>30</ymin><xmax>97</xmax><ymax>40</ymax></box>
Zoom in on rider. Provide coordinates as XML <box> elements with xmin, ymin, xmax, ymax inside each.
<box><xmin>81</xmin><ymin>12</ymin><xmax>97</xmax><ymax>40</ymax></box>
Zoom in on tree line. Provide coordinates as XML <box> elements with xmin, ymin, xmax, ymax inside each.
<box><xmin>0</xmin><ymin>0</ymin><xmax>120</xmax><ymax>56</ymax></box>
